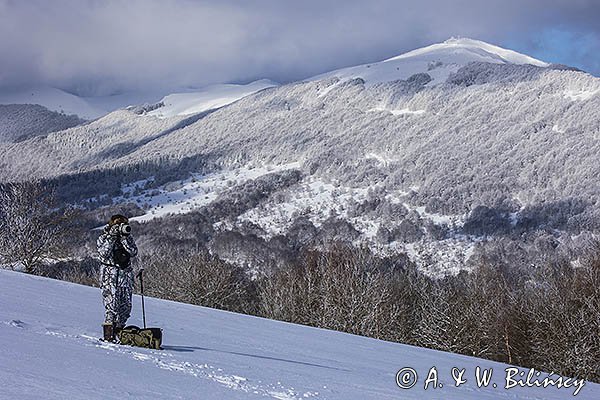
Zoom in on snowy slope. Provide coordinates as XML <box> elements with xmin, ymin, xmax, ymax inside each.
<box><xmin>0</xmin><ymin>86</ymin><xmax>105</xmax><ymax>120</ymax></box>
<box><xmin>0</xmin><ymin>80</ymin><xmax>277</xmax><ymax>120</ymax></box>
<box><xmin>1</xmin><ymin>269</ymin><xmax>597</xmax><ymax>400</ymax></box>
<box><xmin>147</xmin><ymin>80</ymin><xmax>278</xmax><ymax>118</ymax></box>
<box><xmin>311</xmin><ymin>37</ymin><xmax>550</xmax><ymax>85</ymax></box>
<box><xmin>122</xmin><ymin>162</ymin><xmax>299</xmax><ymax>223</ymax></box>
<box><xmin>0</xmin><ymin>85</ymin><xmax>176</xmax><ymax>120</ymax></box>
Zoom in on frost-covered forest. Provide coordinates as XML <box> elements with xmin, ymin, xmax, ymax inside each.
<box><xmin>1</xmin><ymin>61</ymin><xmax>599</xmax><ymax>272</ymax></box>
<box><xmin>0</xmin><ymin>104</ymin><xmax>84</xmax><ymax>143</ymax></box>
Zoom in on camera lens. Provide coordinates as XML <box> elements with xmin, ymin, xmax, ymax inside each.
<box><xmin>121</xmin><ymin>224</ymin><xmax>132</xmax><ymax>235</ymax></box>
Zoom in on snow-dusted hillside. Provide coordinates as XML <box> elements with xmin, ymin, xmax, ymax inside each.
<box><xmin>0</xmin><ymin>86</ymin><xmax>105</xmax><ymax>120</ymax></box>
<box><xmin>0</xmin><ymin>104</ymin><xmax>84</xmax><ymax>143</ymax></box>
<box><xmin>4</xmin><ymin>39</ymin><xmax>587</xmax><ymax>182</ymax></box>
<box><xmin>1</xmin><ymin>269</ymin><xmax>596</xmax><ymax>400</ymax></box>
<box><xmin>1</xmin><ymin>38</ymin><xmax>599</xmax><ymax>272</ymax></box>
<box><xmin>119</xmin><ymin>162</ymin><xmax>299</xmax><ymax>222</ymax></box>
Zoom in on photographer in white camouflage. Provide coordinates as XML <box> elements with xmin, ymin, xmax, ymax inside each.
<box><xmin>97</xmin><ymin>214</ymin><xmax>138</xmax><ymax>341</ymax></box>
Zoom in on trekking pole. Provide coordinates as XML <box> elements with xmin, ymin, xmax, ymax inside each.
<box><xmin>112</xmin><ymin>267</ymin><xmax>120</xmax><ymax>341</ymax></box>
<box><xmin>137</xmin><ymin>269</ymin><xmax>147</xmax><ymax>329</ymax></box>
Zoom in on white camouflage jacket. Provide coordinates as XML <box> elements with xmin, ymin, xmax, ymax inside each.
<box><xmin>96</xmin><ymin>225</ymin><xmax>138</xmax><ymax>269</ymax></box>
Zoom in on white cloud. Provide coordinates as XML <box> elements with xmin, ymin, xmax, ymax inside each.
<box><xmin>0</xmin><ymin>0</ymin><xmax>598</xmax><ymax>95</ymax></box>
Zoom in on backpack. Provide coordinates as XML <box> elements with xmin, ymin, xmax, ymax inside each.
<box><xmin>112</xmin><ymin>240</ymin><xmax>131</xmax><ymax>269</ymax></box>
<box><xmin>118</xmin><ymin>325</ymin><xmax>163</xmax><ymax>349</ymax></box>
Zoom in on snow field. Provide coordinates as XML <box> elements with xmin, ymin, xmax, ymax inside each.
<box><xmin>1</xmin><ymin>269</ymin><xmax>597</xmax><ymax>399</ymax></box>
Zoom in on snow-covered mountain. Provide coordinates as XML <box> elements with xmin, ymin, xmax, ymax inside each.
<box><xmin>0</xmin><ymin>85</ymin><xmax>106</xmax><ymax>120</ymax></box>
<box><xmin>1</xmin><ymin>269</ymin><xmax>596</xmax><ymax>399</ymax></box>
<box><xmin>311</xmin><ymin>37</ymin><xmax>550</xmax><ymax>85</ymax></box>
<box><xmin>3</xmin><ymin>37</ymin><xmax>571</xmax><ymax>179</ymax></box>
<box><xmin>1</xmin><ymin>37</ymin><xmax>599</xmax><ymax>272</ymax></box>
<box><xmin>0</xmin><ymin>38</ymin><xmax>548</xmax><ymax>120</ymax></box>
<box><xmin>0</xmin><ymin>80</ymin><xmax>279</xmax><ymax>120</ymax></box>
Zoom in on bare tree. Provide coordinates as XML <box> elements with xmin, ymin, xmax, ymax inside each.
<box><xmin>257</xmin><ymin>244</ymin><xmax>404</xmax><ymax>339</ymax></box>
<box><xmin>526</xmin><ymin>253</ymin><xmax>600</xmax><ymax>382</ymax></box>
<box><xmin>141</xmin><ymin>247</ymin><xmax>257</xmax><ymax>314</ymax></box>
<box><xmin>0</xmin><ymin>180</ymin><xmax>73</xmax><ymax>273</ymax></box>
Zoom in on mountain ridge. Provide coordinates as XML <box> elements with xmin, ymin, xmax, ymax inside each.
<box><xmin>1</xmin><ymin>39</ymin><xmax>599</xmax><ymax>273</ymax></box>
<box><xmin>0</xmin><ymin>38</ymin><xmax>558</xmax><ymax>120</ymax></box>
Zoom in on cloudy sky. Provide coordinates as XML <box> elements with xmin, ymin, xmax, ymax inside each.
<box><xmin>1</xmin><ymin>0</ymin><xmax>598</xmax><ymax>96</ymax></box>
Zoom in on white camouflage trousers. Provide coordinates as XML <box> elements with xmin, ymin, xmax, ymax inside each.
<box><xmin>101</xmin><ymin>265</ymin><xmax>134</xmax><ymax>328</ymax></box>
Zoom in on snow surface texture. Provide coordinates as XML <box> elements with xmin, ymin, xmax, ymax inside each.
<box><xmin>311</xmin><ymin>37</ymin><xmax>550</xmax><ymax>86</ymax></box>
<box><xmin>1</xmin><ymin>269</ymin><xmax>597</xmax><ymax>400</ymax></box>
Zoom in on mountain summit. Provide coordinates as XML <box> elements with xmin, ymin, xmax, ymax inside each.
<box><xmin>312</xmin><ymin>37</ymin><xmax>550</xmax><ymax>85</ymax></box>
<box><xmin>386</xmin><ymin>37</ymin><xmax>548</xmax><ymax>66</ymax></box>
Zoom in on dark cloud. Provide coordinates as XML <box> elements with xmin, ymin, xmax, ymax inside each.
<box><xmin>0</xmin><ymin>0</ymin><xmax>598</xmax><ymax>96</ymax></box>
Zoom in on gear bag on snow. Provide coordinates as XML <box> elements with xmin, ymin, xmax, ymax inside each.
<box><xmin>118</xmin><ymin>325</ymin><xmax>162</xmax><ymax>349</ymax></box>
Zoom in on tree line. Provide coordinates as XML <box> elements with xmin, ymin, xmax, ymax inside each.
<box><xmin>135</xmin><ymin>244</ymin><xmax>600</xmax><ymax>383</ymax></box>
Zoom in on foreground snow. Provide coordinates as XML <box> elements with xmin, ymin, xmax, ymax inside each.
<box><xmin>0</xmin><ymin>269</ymin><xmax>596</xmax><ymax>399</ymax></box>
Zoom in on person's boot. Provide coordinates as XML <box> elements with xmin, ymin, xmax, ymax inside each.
<box><xmin>102</xmin><ymin>323</ymin><xmax>114</xmax><ymax>342</ymax></box>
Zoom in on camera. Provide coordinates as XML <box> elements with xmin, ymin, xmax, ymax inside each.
<box><xmin>119</xmin><ymin>223</ymin><xmax>132</xmax><ymax>236</ymax></box>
